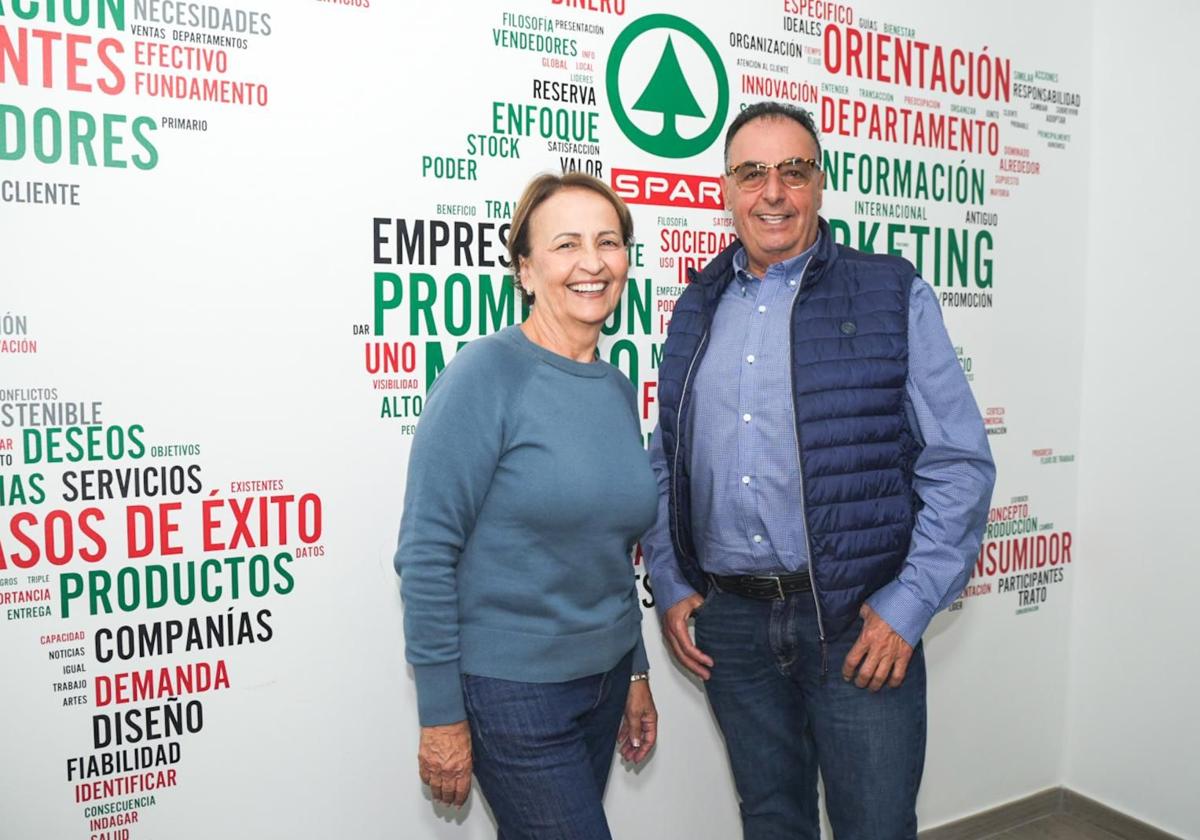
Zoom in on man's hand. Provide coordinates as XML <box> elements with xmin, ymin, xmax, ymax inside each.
<box><xmin>617</xmin><ymin>678</ymin><xmax>658</xmax><ymax>763</ymax></box>
<box><xmin>418</xmin><ymin>721</ymin><xmax>472</xmax><ymax>808</ymax></box>
<box><xmin>841</xmin><ymin>603</ymin><xmax>914</xmax><ymax>692</ymax></box>
<box><xmin>663</xmin><ymin>593</ymin><xmax>714</xmax><ymax>680</ymax></box>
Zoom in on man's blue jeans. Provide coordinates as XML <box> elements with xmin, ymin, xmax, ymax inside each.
<box><xmin>461</xmin><ymin>650</ymin><xmax>633</xmax><ymax>840</ymax></box>
<box><xmin>695</xmin><ymin>587</ymin><xmax>926</xmax><ymax>840</ymax></box>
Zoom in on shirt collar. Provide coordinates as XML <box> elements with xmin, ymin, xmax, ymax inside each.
<box><xmin>732</xmin><ymin>230</ymin><xmax>823</xmax><ymax>286</ymax></box>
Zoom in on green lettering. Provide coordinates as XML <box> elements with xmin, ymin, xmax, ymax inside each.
<box><xmin>103</xmin><ymin>113</ymin><xmax>126</xmax><ymax>168</ymax></box>
<box><xmin>609</xmin><ymin>340</ymin><xmax>638</xmax><ymax>389</ymax></box>
<box><xmin>886</xmin><ymin>223</ymin><xmax>904</xmax><ymax>257</ymax></box>
<box><xmin>478</xmin><ymin>273</ymin><xmax>518</xmax><ymax>334</ymax></box>
<box><xmin>373</xmin><ymin>272</ymin><xmax>401</xmax><ymax>335</ymax></box>
<box><xmin>602</xmin><ymin>278</ymin><xmax>652</xmax><ymax>336</ymax></box>
<box><xmin>88</xmin><ymin>570</ymin><xmax>113</xmax><ymax>616</ymax></box>
<box><xmin>0</xmin><ymin>104</ymin><xmax>25</xmax><ymax>160</ymax></box>
<box><xmin>59</xmin><ymin>573</ymin><xmax>84</xmax><ymax>619</ymax></box>
<box><xmin>947</xmin><ymin>228</ymin><xmax>968</xmax><ymax>288</ymax></box>
<box><xmin>627</xmin><ymin>278</ymin><xmax>650</xmax><ymax>334</ymax></box>
<box><xmin>69</xmin><ymin>110</ymin><xmax>97</xmax><ymax>166</ymax></box>
<box><xmin>116</xmin><ymin>566</ymin><xmax>140</xmax><ymax>611</ymax></box>
<box><xmin>651</xmin><ymin>343</ymin><xmax>664</xmax><ymax>369</ymax></box>
<box><xmin>894</xmin><ymin>159</ymin><xmax>911</xmax><ymax>198</ymax></box>
<box><xmin>33</xmin><ymin>107</ymin><xmax>60</xmax><ymax>163</ymax></box>
<box><xmin>410</xmin><ymin>273</ymin><xmax>437</xmax><ymax>336</ymax></box>
<box><xmin>443</xmin><ymin>273</ymin><xmax>472</xmax><ymax>337</ymax></box>
<box><xmin>131</xmin><ymin>115</ymin><xmax>157</xmax><ymax>170</ymax></box>
<box><xmin>976</xmin><ymin>230</ymin><xmax>993</xmax><ymax>288</ymax></box>
<box><xmin>828</xmin><ymin>218</ymin><xmax>851</xmax><ymax>246</ymax></box>
<box><xmin>424</xmin><ymin>340</ymin><xmax>470</xmax><ymax>391</ymax></box>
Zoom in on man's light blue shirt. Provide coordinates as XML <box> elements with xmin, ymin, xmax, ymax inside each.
<box><xmin>643</xmin><ymin>237</ymin><xmax>995</xmax><ymax>646</ymax></box>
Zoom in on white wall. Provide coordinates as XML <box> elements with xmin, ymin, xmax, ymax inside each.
<box><xmin>0</xmin><ymin>1</ymin><xmax>1151</xmax><ymax>837</ymax></box>
<box><xmin>1064</xmin><ymin>2</ymin><xmax>1200</xmax><ymax>836</ymax></box>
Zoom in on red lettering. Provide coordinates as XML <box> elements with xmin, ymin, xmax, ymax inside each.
<box><xmin>65</xmin><ymin>33</ymin><xmax>90</xmax><ymax>91</ymax></box>
<box><xmin>97</xmin><ymin>37</ymin><xmax>124</xmax><ymax>94</ymax></box>
<box><xmin>2</xmin><ymin>511</ymin><xmax>42</xmax><ymax>568</ymax></box>
<box><xmin>2</xmin><ymin>508</ymin><xmax>107</xmax><ymax>568</ymax></box>
<box><xmin>611</xmin><ymin>168</ymin><xmax>723</xmax><ymax>210</ymax></box>
<box><xmin>641</xmin><ymin>381</ymin><xmax>656</xmax><ymax>421</ymax></box>
<box><xmin>78</xmin><ymin>508</ymin><xmax>107</xmax><ymax>561</ymax></box>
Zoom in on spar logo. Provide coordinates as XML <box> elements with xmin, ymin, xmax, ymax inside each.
<box><xmin>612</xmin><ymin>168</ymin><xmax>723</xmax><ymax>209</ymax></box>
<box><xmin>606</xmin><ymin>14</ymin><xmax>728</xmax><ymax>158</ymax></box>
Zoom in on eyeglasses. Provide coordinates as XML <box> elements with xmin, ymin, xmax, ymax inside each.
<box><xmin>726</xmin><ymin>157</ymin><xmax>821</xmax><ymax>190</ymax></box>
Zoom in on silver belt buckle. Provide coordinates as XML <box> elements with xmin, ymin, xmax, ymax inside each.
<box><xmin>752</xmin><ymin>574</ymin><xmax>786</xmax><ymax>600</ymax></box>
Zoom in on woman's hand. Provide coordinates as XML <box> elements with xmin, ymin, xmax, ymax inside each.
<box><xmin>617</xmin><ymin>678</ymin><xmax>658</xmax><ymax>764</ymax></box>
<box><xmin>418</xmin><ymin>721</ymin><xmax>473</xmax><ymax>807</ymax></box>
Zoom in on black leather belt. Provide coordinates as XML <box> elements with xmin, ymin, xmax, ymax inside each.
<box><xmin>710</xmin><ymin>571</ymin><xmax>812</xmax><ymax>601</ymax></box>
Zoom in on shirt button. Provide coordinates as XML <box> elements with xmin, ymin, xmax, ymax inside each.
<box><xmin>788</xmin><ymin>280</ymin><xmax>797</xmax><ymax>287</ymax></box>
<box><xmin>746</xmin><ymin>354</ymin><xmax>755</xmax><ymax>364</ymax></box>
<box><xmin>753</xmin><ymin>534</ymin><xmax>763</xmax><ymax>544</ymax></box>
<box><xmin>741</xmin><ymin>475</ymin><xmax>751</xmax><ymax>485</ymax></box>
<box><xmin>742</xmin><ymin>413</ymin><xmax>752</xmax><ymax>422</ymax></box>
<box><xmin>758</xmin><ymin>305</ymin><xmax>767</xmax><ymax>313</ymax></box>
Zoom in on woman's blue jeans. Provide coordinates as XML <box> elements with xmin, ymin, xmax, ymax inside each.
<box><xmin>462</xmin><ymin>649</ymin><xmax>633</xmax><ymax>840</ymax></box>
<box><xmin>695</xmin><ymin>587</ymin><xmax>926</xmax><ymax>840</ymax></box>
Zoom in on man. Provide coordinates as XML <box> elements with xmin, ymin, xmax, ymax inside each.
<box><xmin>642</xmin><ymin>101</ymin><xmax>995</xmax><ymax>839</ymax></box>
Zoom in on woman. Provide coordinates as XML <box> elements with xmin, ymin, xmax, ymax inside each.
<box><xmin>395</xmin><ymin>171</ymin><xmax>659</xmax><ymax>839</ymax></box>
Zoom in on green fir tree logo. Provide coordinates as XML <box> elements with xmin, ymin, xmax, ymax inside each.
<box><xmin>607</xmin><ymin>15</ymin><xmax>729</xmax><ymax>159</ymax></box>
<box><xmin>631</xmin><ymin>36</ymin><xmax>706</xmax><ymax>147</ymax></box>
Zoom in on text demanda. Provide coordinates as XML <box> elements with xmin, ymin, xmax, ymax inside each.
<box><xmin>95</xmin><ymin>658</ymin><xmax>230</xmax><ymax>706</ymax></box>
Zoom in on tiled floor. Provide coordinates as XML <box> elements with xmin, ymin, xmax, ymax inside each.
<box><xmin>999</xmin><ymin>814</ymin><xmax>1126</xmax><ymax>839</ymax></box>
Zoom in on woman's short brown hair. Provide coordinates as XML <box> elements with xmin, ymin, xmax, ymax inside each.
<box><xmin>507</xmin><ymin>171</ymin><xmax>635</xmax><ymax>304</ymax></box>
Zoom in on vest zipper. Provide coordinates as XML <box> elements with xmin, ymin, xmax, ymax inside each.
<box><xmin>788</xmin><ymin>272</ymin><xmax>828</xmax><ymax>678</ymax></box>
<box><xmin>670</xmin><ymin>329</ymin><xmax>710</xmax><ymax>566</ymax></box>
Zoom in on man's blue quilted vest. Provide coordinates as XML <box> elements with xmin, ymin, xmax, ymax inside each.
<box><xmin>656</xmin><ymin>219</ymin><xmax>921</xmax><ymax>640</ymax></box>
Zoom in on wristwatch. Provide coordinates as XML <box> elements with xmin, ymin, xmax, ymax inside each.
<box><xmin>630</xmin><ymin>672</ymin><xmax>649</xmax><ymax>683</ymax></box>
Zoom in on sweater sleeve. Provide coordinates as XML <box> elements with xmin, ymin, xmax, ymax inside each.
<box><xmin>394</xmin><ymin>344</ymin><xmax>514</xmax><ymax>726</ymax></box>
<box><xmin>618</xmin><ymin>372</ymin><xmax>652</xmax><ymax>675</ymax></box>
